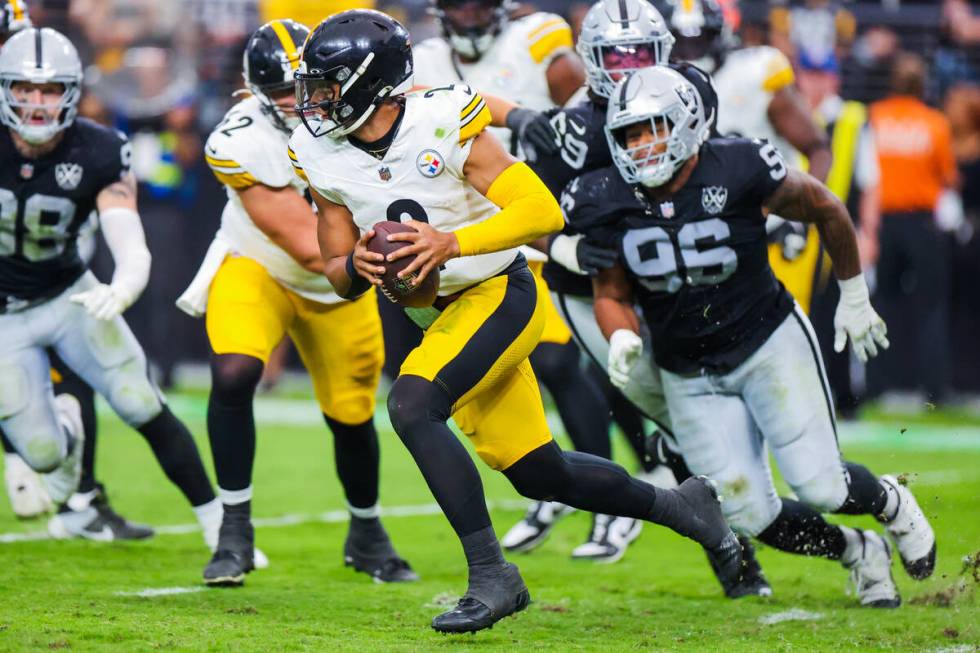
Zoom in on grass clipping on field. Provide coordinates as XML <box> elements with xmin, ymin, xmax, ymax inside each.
<box><xmin>910</xmin><ymin>550</ymin><xmax>980</xmax><ymax>607</ymax></box>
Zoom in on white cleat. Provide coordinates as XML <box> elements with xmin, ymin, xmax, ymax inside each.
<box><xmin>40</xmin><ymin>394</ymin><xmax>85</xmax><ymax>505</ymax></box>
<box><xmin>571</xmin><ymin>514</ymin><xmax>643</xmax><ymax>564</ymax></box>
<box><xmin>4</xmin><ymin>452</ymin><xmax>53</xmax><ymax>518</ymax></box>
<box><xmin>501</xmin><ymin>501</ymin><xmax>575</xmax><ymax>553</ymax></box>
<box><xmin>879</xmin><ymin>475</ymin><xmax>936</xmax><ymax>580</ymax></box>
<box><xmin>844</xmin><ymin>530</ymin><xmax>901</xmax><ymax>608</ymax></box>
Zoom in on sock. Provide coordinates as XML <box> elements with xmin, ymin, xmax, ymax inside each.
<box><xmin>137</xmin><ymin>407</ymin><xmax>216</xmax><ymax>507</ymax></box>
<box><xmin>879</xmin><ymin>480</ymin><xmax>900</xmax><ymax>522</ymax></box>
<box><xmin>837</xmin><ymin>462</ymin><xmax>888</xmax><ymax>515</ymax></box>
<box><xmin>193</xmin><ymin>498</ymin><xmax>223</xmax><ymax>551</ymax></box>
<box><xmin>757</xmin><ymin>498</ymin><xmax>847</xmax><ymax>560</ymax></box>
<box><xmin>461</xmin><ymin>526</ymin><xmax>507</xmax><ymax>570</ymax></box>
<box><xmin>219</xmin><ymin>485</ymin><xmax>253</xmax><ymax>508</ymax></box>
<box><xmin>349</xmin><ymin>502</ymin><xmax>380</xmax><ymax>519</ymax></box>
<box><xmin>324</xmin><ymin>415</ymin><xmax>380</xmax><ymax>511</ymax></box>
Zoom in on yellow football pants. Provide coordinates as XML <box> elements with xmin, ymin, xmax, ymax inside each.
<box><xmin>206</xmin><ymin>255</ymin><xmax>383</xmax><ymax>424</ymax></box>
<box><xmin>400</xmin><ymin>265</ymin><xmax>553</xmax><ymax>470</ymax></box>
<box><xmin>527</xmin><ymin>259</ymin><xmax>572</xmax><ymax>346</ymax></box>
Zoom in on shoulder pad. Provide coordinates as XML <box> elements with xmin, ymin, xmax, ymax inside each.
<box><xmin>757</xmin><ymin>46</ymin><xmax>795</xmax><ymax>93</ymax></box>
<box><xmin>561</xmin><ymin>168</ymin><xmax>630</xmax><ymax>233</ymax></box>
<box><xmin>418</xmin><ymin>84</ymin><xmax>491</xmax><ymax>145</ymax></box>
<box><xmin>516</xmin><ymin>12</ymin><xmax>574</xmax><ymax>65</ymax></box>
<box><xmin>73</xmin><ymin>118</ymin><xmax>131</xmax><ymax>181</ymax></box>
<box><xmin>206</xmin><ymin>100</ymin><xmax>289</xmax><ymax>189</ymax></box>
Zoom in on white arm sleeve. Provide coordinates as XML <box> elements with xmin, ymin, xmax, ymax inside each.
<box><xmin>99</xmin><ymin>207</ymin><xmax>152</xmax><ymax>305</ymax></box>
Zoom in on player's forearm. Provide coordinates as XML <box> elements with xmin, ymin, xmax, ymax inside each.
<box><xmin>324</xmin><ymin>255</ymin><xmax>354</xmax><ymax>296</ymax></box>
<box><xmin>802</xmin><ymin>145</ymin><xmax>832</xmax><ymax>184</ymax></box>
<box><xmin>455</xmin><ymin>162</ymin><xmax>563</xmax><ymax>257</ymax></box>
<box><xmin>594</xmin><ymin>296</ymin><xmax>640</xmax><ymax>341</ymax></box>
<box><xmin>483</xmin><ymin>95</ymin><xmax>519</xmax><ymax>128</ymax></box>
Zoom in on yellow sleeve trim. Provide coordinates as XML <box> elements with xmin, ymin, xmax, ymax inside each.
<box><xmin>529</xmin><ymin>24</ymin><xmax>574</xmax><ymax>64</ymax></box>
<box><xmin>212</xmin><ymin>169</ymin><xmax>258</xmax><ymax>190</ymax></box>
<box><xmin>762</xmin><ymin>54</ymin><xmax>795</xmax><ymax>93</ymax></box>
<box><xmin>205</xmin><ymin>154</ymin><xmax>244</xmax><ymax>171</ymax></box>
<box><xmin>459</xmin><ymin>95</ymin><xmax>491</xmax><ymax>144</ymax></box>
<box><xmin>527</xmin><ymin>18</ymin><xmax>567</xmax><ymax>41</ymax></box>
<box><xmin>286</xmin><ymin>147</ymin><xmax>310</xmax><ymax>182</ymax></box>
<box><xmin>455</xmin><ymin>162</ymin><xmax>563</xmax><ymax>257</ymax></box>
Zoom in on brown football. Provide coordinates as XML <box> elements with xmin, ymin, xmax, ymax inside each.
<box><xmin>367</xmin><ymin>221</ymin><xmax>440</xmax><ymax>308</ymax></box>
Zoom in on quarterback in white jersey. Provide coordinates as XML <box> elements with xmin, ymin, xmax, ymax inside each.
<box><xmin>183</xmin><ymin>19</ymin><xmax>415</xmax><ymax>588</ymax></box>
<box><xmin>414</xmin><ymin>0</ymin><xmax>584</xmax><ymax>155</ymax></box>
<box><xmin>292</xmin><ymin>9</ymin><xmax>743</xmax><ymax>635</ymax></box>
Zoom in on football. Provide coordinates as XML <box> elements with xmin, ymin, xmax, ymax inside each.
<box><xmin>367</xmin><ymin>221</ymin><xmax>440</xmax><ymax>308</ymax></box>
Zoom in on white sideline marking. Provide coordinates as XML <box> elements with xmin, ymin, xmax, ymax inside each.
<box><xmin>0</xmin><ymin>499</ymin><xmax>530</xmax><ymax>544</ymax></box>
<box><xmin>758</xmin><ymin>609</ymin><xmax>824</xmax><ymax>625</ymax></box>
<box><xmin>928</xmin><ymin>647</ymin><xmax>976</xmax><ymax>653</ymax></box>
<box><xmin>115</xmin><ymin>587</ymin><xmax>205</xmax><ymax>598</ymax></box>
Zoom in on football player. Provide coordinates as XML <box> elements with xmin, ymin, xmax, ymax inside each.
<box><xmin>415</xmin><ymin>0</ymin><xmax>643</xmax><ymax>563</ymax></box>
<box><xmin>181</xmin><ymin>19</ymin><xmax>415</xmax><ymax>587</ymax></box>
<box><xmin>289</xmin><ymin>9</ymin><xmax>742</xmax><ymax>633</ymax></box>
<box><xmin>653</xmin><ymin>0</ymin><xmax>833</xmax><ymax>314</ymax></box>
<box><xmin>0</xmin><ymin>27</ymin><xmax>225</xmax><ymax>552</ymax></box>
<box><xmin>576</xmin><ymin>66</ymin><xmax>936</xmax><ymax>607</ymax></box>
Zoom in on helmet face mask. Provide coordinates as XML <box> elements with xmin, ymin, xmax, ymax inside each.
<box><xmin>431</xmin><ymin>0</ymin><xmax>511</xmax><ymax>59</ymax></box>
<box><xmin>295</xmin><ymin>11</ymin><xmax>413</xmax><ymax>140</ymax></box>
<box><xmin>577</xmin><ymin>0</ymin><xmax>675</xmax><ymax>99</ymax></box>
<box><xmin>242</xmin><ymin>19</ymin><xmax>309</xmax><ymax>134</ymax></box>
<box><xmin>605</xmin><ymin>67</ymin><xmax>709</xmax><ymax>188</ymax></box>
<box><xmin>0</xmin><ymin>28</ymin><xmax>82</xmax><ymax>145</ymax></box>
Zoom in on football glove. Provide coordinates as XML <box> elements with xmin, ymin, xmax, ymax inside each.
<box><xmin>608</xmin><ymin>329</ymin><xmax>643</xmax><ymax>390</ymax></box>
<box><xmin>70</xmin><ymin>283</ymin><xmax>131</xmax><ymax>321</ymax></box>
<box><xmin>506</xmin><ymin>107</ymin><xmax>560</xmax><ymax>157</ymax></box>
<box><xmin>765</xmin><ymin>214</ymin><xmax>808</xmax><ymax>262</ymax></box>
<box><xmin>833</xmin><ymin>274</ymin><xmax>889</xmax><ymax>363</ymax></box>
<box><xmin>549</xmin><ymin>233</ymin><xmax>619</xmax><ymax>276</ymax></box>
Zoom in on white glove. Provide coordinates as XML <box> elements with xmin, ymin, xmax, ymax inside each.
<box><xmin>607</xmin><ymin>329</ymin><xmax>643</xmax><ymax>389</ymax></box>
<box><xmin>70</xmin><ymin>283</ymin><xmax>129</xmax><ymax>321</ymax></box>
<box><xmin>834</xmin><ymin>274</ymin><xmax>889</xmax><ymax>363</ymax></box>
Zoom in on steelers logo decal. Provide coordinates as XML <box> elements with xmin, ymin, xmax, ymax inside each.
<box><xmin>416</xmin><ymin>149</ymin><xmax>445</xmax><ymax>178</ymax></box>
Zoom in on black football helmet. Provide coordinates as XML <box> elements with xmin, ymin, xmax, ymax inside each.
<box><xmin>243</xmin><ymin>19</ymin><xmax>309</xmax><ymax>133</ymax></box>
<box><xmin>0</xmin><ymin>1</ymin><xmax>31</xmax><ymax>43</ymax></box>
<box><xmin>430</xmin><ymin>0</ymin><xmax>513</xmax><ymax>59</ymax></box>
<box><xmin>295</xmin><ymin>10</ymin><xmax>413</xmax><ymax>139</ymax></box>
<box><xmin>652</xmin><ymin>0</ymin><xmax>731</xmax><ymax>73</ymax></box>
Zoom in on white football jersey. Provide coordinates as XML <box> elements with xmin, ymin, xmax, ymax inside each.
<box><xmin>713</xmin><ymin>46</ymin><xmax>802</xmax><ymax>168</ymax></box>
<box><xmin>204</xmin><ymin>96</ymin><xmax>341</xmax><ymax>305</ymax></box>
<box><xmin>288</xmin><ymin>85</ymin><xmax>519</xmax><ymax>296</ymax></box>
<box><xmin>413</xmin><ymin>12</ymin><xmax>575</xmax><ymax>155</ymax></box>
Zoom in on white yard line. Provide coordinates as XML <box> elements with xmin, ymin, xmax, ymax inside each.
<box><xmin>115</xmin><ymin>587</ymin><xmax>206</xmax><ymax>598</ymax></box>
<box><xmin>758</xmin><ymin>609</ymin><xmax>824</xmax><ymax>625</ymax></box>
<box><xmin>0</xmin><ymin>499</ymin><xmax>530</xmax><ymax>544</ymax></box>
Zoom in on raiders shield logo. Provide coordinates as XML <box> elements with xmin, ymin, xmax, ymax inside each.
<box><xmin>55</xmin><ymin>163</ymin><xmax>84</xmax><ymax>191</ymax></box>
<box><xmin>701</xmin><ymin>186</ymin><xmax>728</xmax><ymax>215</ymax></box>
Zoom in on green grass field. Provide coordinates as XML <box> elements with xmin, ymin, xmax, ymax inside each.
<box><xmin>0</xmin><ymin>389</ymin><xmax>977</xmax><ymax>652</ymax></box>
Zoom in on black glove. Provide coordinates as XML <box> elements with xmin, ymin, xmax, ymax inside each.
<box><xmin>506</xmin><ymin>107</ymin><xmax>560</xmax><ymax>157</ymax></box>
<box><xmin>550</xmin><ymin>234</ymin><xmax>618</xmax><ymax>275</ymax></box>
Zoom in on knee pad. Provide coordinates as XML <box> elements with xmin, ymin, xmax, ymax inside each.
<box><xmin>717</xmin><ymin>481</ymin><xmax>782</xmax><ymax>538</ymax></box>
<box><xmin>104</xmin><ymin>358</ymin><xmax>163</xmax><ymax>427</ymax></box>
<box><xmin>792</xmin><ymin>471</ymin><xmax>848</xmax><ymax>514</ymax></box>
<box><xmin>387</xmin><ymin>375</ymin><xmax>451</xmax><ymax>438</ymax></box>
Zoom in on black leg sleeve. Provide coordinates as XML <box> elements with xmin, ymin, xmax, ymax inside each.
<box><xmin>324</xmin><ymin>415</ymin><xmax>380</xmax><ymax>510</ymax></box>
<box><xmin>757</xmin><ymin>498</ymin><xmax>846</xmax><ymax>560</ymax></box>
<box><xmin>206</xmin><ymin>353</ymin><xmax>263</xmax><ymax>493</ymax></box>
<box><xmin>137</xmin><ymin>406</ymin><xmax>215</xmax><ymax>507</ymax></box>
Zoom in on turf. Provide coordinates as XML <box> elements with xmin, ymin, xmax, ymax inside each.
<box><xmin>0</xmin><ymin>391</ymin><xmax>977</xmax><ymax>652</ymax></box>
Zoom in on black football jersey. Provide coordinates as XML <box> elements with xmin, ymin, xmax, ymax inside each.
<box><xmin>0</xmin><ymin>119</ymin><xmax>131</xmax><ymax>308</ymax></box>
<box><xmin>525</xmin><ymin>62</ymin><xmax>721</xmax><ymax>297</ymax></box>
<box><xmin>563</xmin><ymin>138</ymin><xmax>795</xmax><ymax>375</ymax></box>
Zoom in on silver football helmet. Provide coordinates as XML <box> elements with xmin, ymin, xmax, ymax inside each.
<box><xmin>577</xmin><ymin>0</ymin><xmax>674</xmax><ymax>99</ymax></box>
<box><xmin>0</xmin><ymin>27</ymin><xmax>82</xmax><ymax>144</ymax></box>
<box><xmin>605</xmin><ymin>66</ymin><xmax>710</xmax><ymax>188</ymax></box>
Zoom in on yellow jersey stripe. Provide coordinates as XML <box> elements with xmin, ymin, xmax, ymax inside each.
<box><xmin>287</xmin><ymin>147</ymin><xmax>300</xmax><ymax>162</ymax></box>
<box><xmin>460</xmin><ymin>97</ymin><xmax>487</xmax><ymax>127</ymax></box>
<box><xmin>270</xmin><ymin>20</ymin><xmax>300</xmax><ymax>70</ymax></box>
<box><xmin>211</xmin><ymin>169</ymin><xmax>259</xmax><ymax>189</ymax></box>
<box><xmin>205</xmin><ymin>154</ymin><xmax>241</xmax><ymax>167</ymax></box>
<box><xmin>460</xmin><ymin>95</ymin><xmax>483</xmax><ymax>122</ymax></box>
<box><xmin>459</xmin><ymin>103</ymin><xmax>491</xmax><ymax>144</ymax></box>
<box><xmin>290</xmin><ymin>162</ymin><xmax>309</xmax><ymax>182</ymax></box>
<box><xmin>529</xmin><ymin>25</ymin><xmax>574</xmax><ymax>64</ymax></box>
<box><xmin>762</xmin><ymin>65</ymin><xmax>794</xmax><ymax>93</ymax></box>
<box><xmin>526</xmin><ymin>18</ymin><xmax>567</xmax><ymax>41</ymax></box>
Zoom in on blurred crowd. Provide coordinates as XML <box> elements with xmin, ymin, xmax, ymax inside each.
<box><xmin>17</xmin><ymin>0</ymin><xmax>980</xmax><ymax>405</ymax></box>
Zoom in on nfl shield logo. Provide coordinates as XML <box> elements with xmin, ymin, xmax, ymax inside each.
<box><xmin>701</xmin><ymin>186</ymin><xmax>728</xmax><ymax>215</ymax></box>
<box><xmin>19</xmin><ymin>163</ymin><xmax>33</xmax><ymax>179</ymax></box>
<box><xmin>660</xmin><ymin>202</ymin><xmax>675</xmax><ymax>219</ymax></box>
<box><xmin>55</xmin><ymin>163</ymin><xmax>83</xmax><ymax>191</ymax></box>
<box><xmin>378</xmin><ymin>166</ymin><xmax>392</xmax><ymax>182</ymax></box>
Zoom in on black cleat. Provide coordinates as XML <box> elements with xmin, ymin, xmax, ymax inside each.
<box><xmin>431</xmin><ymin>562</ymin><xmax>530</xmax><ymax>634</ymax></box>
<box><xmin>48</xmin><ymin>484</ymin><xmax>154</xmax><ymax>541</ymax></box>
<box><xmin>204</xmin><ymin>515</ymin><xmax>254</xmax><ymax>587</ymax></box>
<box><xmin>344</xmin><ymin>516</ymin><xmax>418</xmax><ymax>583</ymax></box>
<box><xmin>709</xmin><ymin>535</ymin><xmax>773</xmax><ymax>599</ymax></box>
<box><xmin>676</xmin><ymin>476</ymin><xmax>743</xmax><ymax>592</ymax></box>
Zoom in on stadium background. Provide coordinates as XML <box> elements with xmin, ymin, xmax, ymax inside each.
<box><xmin>21</xmin><ymin>0</ymin><xmax>977</xmax><ymax>415</ymax></box>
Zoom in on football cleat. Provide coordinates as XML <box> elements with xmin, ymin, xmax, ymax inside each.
<box><xmin>878</xmin><ymin>475</ymin><xmax>936</xmax><ymax>580</ymax></box>
<box><xmin>40</xmin><ymin>394</ymin><xmax>84</xmax><ymax>505</ymax></box>
<box><xmin>48</xmin><ymin>484</ymin><xmax>154</xmax><ymax>541</ymax></box>
<box><xmin>709</xmin><ymin>535</ymin><xmax>773</xmax><ymax>599</ymax></box>
<box><xmin>676</xmin><ymin>476</ymin><xmax>743</xmax><ymax>591</ymax></box>
<box><xmin>344</xmin><ymin>516</ymin><xmax>418</xmax><ymax>583</ymax></box>
<box><xmin>571</xmin><ymin>514</ymin><xmax>643</xmax><ymax>564</ymax></box>
<box><xmin>844</xmin><ymin>529</ymin><xmax>901</xmax><ymax>608</ymax></box>
<box><xmin>501</xmin><ymin>501</ymin><xmax>575</xmax><ymax>553</ymax></box>
<box><xmin>203</xmin><ymin>513</ymin><xmax>254</xmax><ymax>587</ymax></box>
<box><xmin>431</xmin><ymin>562</ymin><xmax>530</xmax><ymax>634</ymax></box>
<box><xmin>4</xmin><ymin>452</ymin><xmax>53</xmax><ymax>518</ymax></box>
